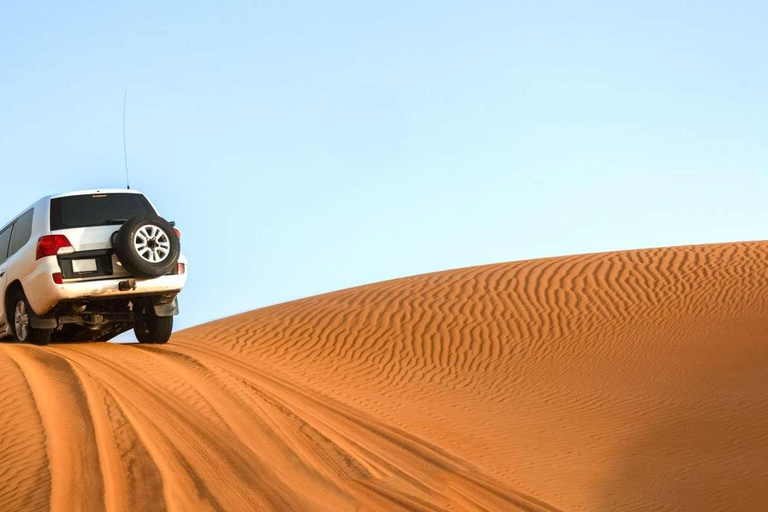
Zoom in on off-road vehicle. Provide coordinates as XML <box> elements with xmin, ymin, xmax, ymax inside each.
<box><xmin>0</xmin><ymin>189</ymin><xmax>188</xmax><ymax>345</ymax></box>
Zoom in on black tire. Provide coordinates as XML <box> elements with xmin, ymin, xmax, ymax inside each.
<box><xmin>134</xmin><ymin>311</ymin><xmax>173</xmax><ymax>344</ymax></box>
<box><xmin>10</xmin><ymin>292</ymin><xmax>53</xmax><ymax>346</ymax></box>
<box><xmin>113</xmin><ymin>215</ymin><xmax>180</xmax><ymax>279</ymax></box>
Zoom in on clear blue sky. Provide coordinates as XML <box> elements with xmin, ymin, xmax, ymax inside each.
<box><xmin>1</xmin><ymin>2</ymin><xmax>767</xmax><ymax>336</ymax></box>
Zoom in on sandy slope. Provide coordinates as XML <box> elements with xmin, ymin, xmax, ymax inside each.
<box><xmin>1</xmin><ymin>241</ymin><xmax>767</xmax><ymax>511</ymax></box>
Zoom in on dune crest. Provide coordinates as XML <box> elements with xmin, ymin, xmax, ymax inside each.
<box><xmin>2</xmin><ymin>241</ymin><xmax>767</xmax><ymax>511</ymax></box>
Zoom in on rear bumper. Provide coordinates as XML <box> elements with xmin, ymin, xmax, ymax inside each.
<box><xmin>24</xmin><ymin>256</ymin><xmax>187</xmax><ymax>315</ymax></box>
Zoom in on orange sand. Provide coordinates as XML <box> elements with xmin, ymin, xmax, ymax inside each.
<box><xmin>1</xmin><ymin>241</ymin><xmax>767</xmax><ymax>511</ymax></box>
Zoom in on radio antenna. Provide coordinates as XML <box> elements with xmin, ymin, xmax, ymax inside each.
<box><xmin>122</xmin><ymin>91</ymin><xmax>131</xmax><ymax>190</ymax></box>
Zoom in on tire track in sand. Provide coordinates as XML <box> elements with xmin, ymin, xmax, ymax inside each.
<box><xmin>2</xmin><ymin>345</ymin><xmax>105</xmax><ymax>512</ymax></box>
<box><xmin>1</xmin><ymin>241</ymin><xmax>767</xmax><ymax>511</ymax></box>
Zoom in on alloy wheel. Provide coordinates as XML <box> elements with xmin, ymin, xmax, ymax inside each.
<box><xmin>134</xmin><ymin>225</ymin><xmax>171</xmax><ymax>263</ymax></box>
<box><xmin>14</xmin><ymin>300</ymin><xmax>29</xmax><ymax>341</ymax></box>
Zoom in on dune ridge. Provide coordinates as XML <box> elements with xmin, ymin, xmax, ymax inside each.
<box><xmin>1</xmin><ymin>241</ymin><xmax>767</xmax><ymax>511</ymax></box>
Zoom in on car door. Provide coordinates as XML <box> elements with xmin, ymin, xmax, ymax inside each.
<box><xmin>0</xmin><ymin>224</ymin><xmax>14</xmax><ymax>327</ymax></box>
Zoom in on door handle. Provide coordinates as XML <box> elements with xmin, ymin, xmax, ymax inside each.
<box><xmin>0</xmin><ymin>270</ymin><xmax>5</xmax><ymax>278</ymax></box>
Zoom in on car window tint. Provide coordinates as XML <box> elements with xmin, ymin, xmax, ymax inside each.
<box><xmin>8</xmin><ymin>209</ymin><xmax>34</xmax><ymax>257</ymax></box>
<box><xmin>50</xmin><ymin>194</ymin><xmax>155</xmax><ymax>230</ymax></box>
<box><xmin>0</xmin><ymin>226</ymin><xmax>13</xmax><ymax>265</ymax></box>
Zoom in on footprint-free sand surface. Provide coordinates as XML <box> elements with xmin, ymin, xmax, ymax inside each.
<box><xmin>1</xmin><ymin>241</ymin><xmax>767</xmax><ymax>511</ymax></box>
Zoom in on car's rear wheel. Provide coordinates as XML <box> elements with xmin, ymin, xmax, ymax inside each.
<box><xmin>11</xmin><ymin>292</ymin><xmax>53</xmax><ymax>345</ymax></box>
<box><xmin>134</xmin><ymin>310</ymin><xmax>173</xmax><ymax>344</ymax></box>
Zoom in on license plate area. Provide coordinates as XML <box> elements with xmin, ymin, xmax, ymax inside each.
<box><xmin>58</xmin><ymin>250</ymin><xmax>114</xmax><ymax>279</ymax></box>
<box><xmin>71</xmin><ymin>259</ymin><xmax>98</xmax><ymax>273</ymax></box>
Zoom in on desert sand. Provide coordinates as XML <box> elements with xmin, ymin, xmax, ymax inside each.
<box><xmin>1</xmin><ymin>241</ymin><xmax>767</xmax><ymax>511</ymax></box>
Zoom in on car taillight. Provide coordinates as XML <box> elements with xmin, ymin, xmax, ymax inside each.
<box><xmin>36</xmin><ymin>235</ymin><xmax>73</xmax><ymax>259</ymax></box>
<box><xmin>52</xmin><ymin>272</ymin><xmax>63</xmax><ymax>284</ymax></box>
<box><xmin>176</xmin><ymin>263</ymin><xmax>186</xmax><ymax>275</ymax></box>
<box><xmin>173</xmin><ymin>227</ymin><xmax>181</xmax><ymax>240</ymax></box>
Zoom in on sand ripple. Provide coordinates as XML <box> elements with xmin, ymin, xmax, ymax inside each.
<box><xmin>2</xmin><ymin>241</ymin><xmax>767</xmax><ymax>510</ymax></box>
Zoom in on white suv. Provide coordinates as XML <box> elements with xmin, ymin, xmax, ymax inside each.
<box><xmin>0</xmin><ymin>189</ymin><xmax>188</xmax><ymax>345</ymax></box>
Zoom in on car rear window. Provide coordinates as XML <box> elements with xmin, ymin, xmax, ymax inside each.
<box><xmin>50</xmin><ymin>193</ymin><xmax>156</xmax><ymax>230</ymax></box>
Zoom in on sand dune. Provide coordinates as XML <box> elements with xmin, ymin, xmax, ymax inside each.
<box><xmin>1</xmin><ymin>241</ymin><xmax>767</xmax><ymax>511</ymax></box>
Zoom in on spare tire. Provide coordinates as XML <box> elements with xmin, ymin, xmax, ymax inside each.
<box><xmin>113</xmin><ymin>215</ymin><xmax>180</xmax><ymax>278</ymax></box>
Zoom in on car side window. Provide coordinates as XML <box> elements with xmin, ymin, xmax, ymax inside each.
<box><xmin>0</xmin><ymin>225</ymin><xmax>13</xmax><ymax>265</ymax></box>
<box><xmin>8</xmin><ymin>209</ymin><xmax>34</xmax><ymax>258</ymax></box>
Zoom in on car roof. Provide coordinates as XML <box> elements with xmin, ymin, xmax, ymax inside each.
<box><xmin>49</xmin><ymin>189</ymin><xmax>145</xmax><ymax>200</ymax></box>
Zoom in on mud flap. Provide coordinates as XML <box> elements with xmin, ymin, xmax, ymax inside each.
<box><xmin>30</xmin><ymin>315</ymin><xmax>57</xmax><ymax>329</ymax></box>
<box><xmin>153</xmin><ymin>297</ymin><xmax>179</xmax><ymax>317</ymax></box>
